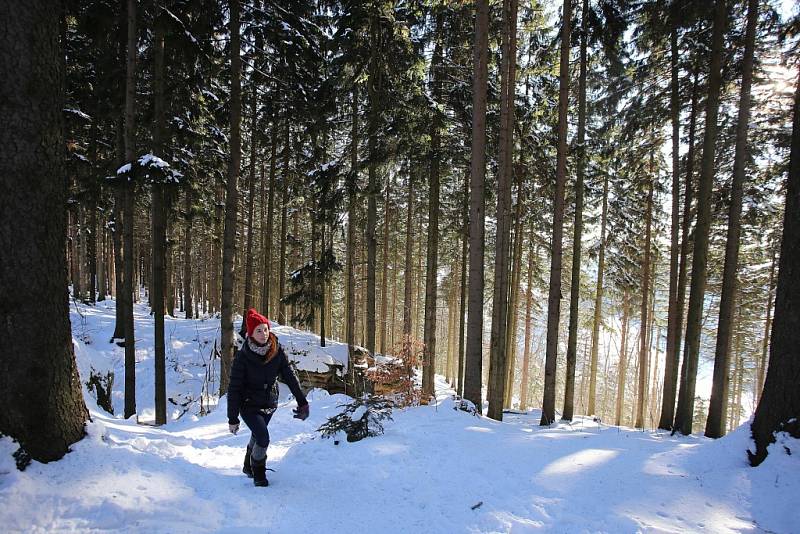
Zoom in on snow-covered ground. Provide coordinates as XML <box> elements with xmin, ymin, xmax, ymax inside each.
<box><xmin>0</xmin><ymin>299</ymin><xmax>796</xmax><ymax>533</ymax></box>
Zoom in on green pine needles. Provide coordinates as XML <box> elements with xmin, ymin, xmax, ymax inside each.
<box><xmin>317</xmin><ymin>395</ymin><xmax>394</xmax><ymax>443</ymax></box>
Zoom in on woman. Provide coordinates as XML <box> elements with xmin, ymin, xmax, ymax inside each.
<box><xmin>227</xmin><ymin>308</ymin><xmax>309</xmax><ymax>487</ymax></box>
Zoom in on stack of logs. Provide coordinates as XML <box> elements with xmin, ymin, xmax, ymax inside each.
<box><xmin>292</xmin><ymin>346</ymin><xmax>375</xmax><ymax>396</ymax></box>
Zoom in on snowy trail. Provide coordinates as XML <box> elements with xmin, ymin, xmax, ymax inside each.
<box><xmin>0</xmin><ymin>300</ymin><xmax>796</xmax><ymax>533</ymax></box>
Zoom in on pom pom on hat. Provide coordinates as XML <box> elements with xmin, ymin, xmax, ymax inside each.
<box><xmin>245</xmin><ymin>308</ymin><xmax>270</xmax><ymax>337</ymax></box>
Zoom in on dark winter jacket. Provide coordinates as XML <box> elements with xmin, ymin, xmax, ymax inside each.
<box><xmin>227</xmin><ymin>333</ymin><xmax>308</xmax><ymax>425</ymax></box>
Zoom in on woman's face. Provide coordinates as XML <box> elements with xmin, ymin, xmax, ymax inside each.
<box><xmin>252</xmin><ymin>323</ymin><xmax>269</xmax><ymax>344</ymax></box>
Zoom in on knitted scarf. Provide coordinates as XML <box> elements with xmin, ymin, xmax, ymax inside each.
<box><xmin>247</xmin><ymin>333</ymin><xmax>278</xmax><ymax>362</ymax></box>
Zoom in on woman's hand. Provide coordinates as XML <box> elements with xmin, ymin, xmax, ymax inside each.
<box><xmin>293</xmin><ymin>404</ymin><xmax>309</xmax><ymax>421</ymax></box>
<box><xmin>229</xmin><ymin>423</ymin><xmax>240</xmax><ymax>435</ymax></box>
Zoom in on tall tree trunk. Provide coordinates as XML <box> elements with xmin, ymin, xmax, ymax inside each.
<box><xmin>661</xmin><ymin>18</ymin><xmax>681</xmax><ymax>431</ymax></box>
<box><xmin>88</xmin><ymin>208</ymin><xmax>98</xmax><ymax>302</ymax></box>
<box><xmin>87</xmin><ymin>97</ymin><xmax>99</xmax><ymax>303</ymax></box>
<box><xmin>504</xmin><ymin>187</ymin><xmax>524</xmax><ymax>409</ymax></box>
<box><xmin>76</xmin><ymin>204</ymin><xmax>86</xmax><ymax>301</ymax></box>
<box><xmin>183</xmin><ymin>188</ymin><xmax>194</xmax><ymax>320</ymax></box>
<box><xmin>278</xmin><ymin>121</ymin><xmax>290</xmax><ymax>325</ymax></box>
<box><xmin>733</xmin><ymin>351</ymin><xmax>744</xmax><ymax>430</ymax></box>
<box><xmin>152</xmin><ymin>5</ymin><xmax>167</xmax><ymax>425</ymax></box>
<box><xmin>756</xmin><ymin>247</ymin><xmax>776</xmax><ymax>402</ymax></box>
<box><xmin>123</xmin><ymin>0</ymin><xmax>137</xmax><ymax>420</ymax></box>
<box><xmin>415</xmin><ymin>214</ymin><xmax>424</xmax><ymax>342</ymax></box>
<box><xmin>748</xmin><ymin>56</ymin><xmax>800</xmax><ymax>467</ymax></box>
<box><xmin>564</xmin><ymin>0</ymin><xmax>589</xmax><ymax>421</ymax></box>
<box><xmin>346</xmin><ymin>88</ymin><xmax>358</xmax><ymax>363</ymax></box>
<box><xmin>97</xmin><ymin>213</ymin><xmax>106</xmax><ymax>301</ymax></box>
<box><xmin>262</xmin><ymin>123</ymin><xmax>277</xmax><ymax>316</ymax></box>
<box><xmin>320</xmin><ymin>220</ymin><xmax>327</xmax><ymax>346</ymax></box>
<box><xmin>446</xmin><ymin>273</ymin><xmax>457</xmax><ymax>383</ymax></box>
<box><xmin>112</xmin><ymin>121</ymin><xmax>125</xmax><ymax>339</ymax></box>
<box><xmin>588</xmin><ymin>174</ymin><xmax>608</xmax><ymax>415</ymax></box>
<box><xmin>464</xmin><ymin>0</ymin><xmax>489</xmax><ymax>412</ymax></box>
<box><xmin>542</xmin><ymin>0</ymin><xmax>572</xmax><ymax>426</ymax></box>
<box><xmin>635</xmin><ymin>172</ymin><xmax>654</xmax><ymax>428</ymax></box>
<box><xmin>615</xmin><ymin>290</ymin><xmax>631</xmax><ymax>427</ymax></box>
<box><xmin>649</xmin><ymin>326</ymin><xmax>661</xmax><ymax>428</ymax></box>
<box><xmin>164</xmin><ymin>197</ymin><xmax>175</xmax><ymax>316</ymax></box>
<box><xmin>487</xmin><ymin>0</ymin><xmax>518</xmax><ymax>421</ymax></box>
<box><xmin>219</xmin><ymin>0</ymin><xmax>241</xmax><ymax>396</ymax></box>
<box><xmin>380</xmin><ymin>176</ymin><xmax>392</xmax><ymax>354</ymax></box>
<box><xmin>674</xmin><ymin>0</ymin><xmax>726</xmax><ymax>436</ymax></box>
<box><xmin>519</xmin><ymin>227</ymin><xmax>536</xmax><ymax>410</ymax></box>
<box><xmin>661</xmin><ymin>67</ymin><xmax>700</xmax><ymax>429</ymax></box>
<box><xmin>390</xmin><ymin>228</ymin><xmax>399</xmax><ymax>351</ymax></box>
<box><xmin>289</xmin><ymin>176</ymin><xmax>301</xmax><ymax>326</ymax></box>
<box><xmin>457</xmin><ymin>170</ymin><xmax>469</xmax><ymax>397</ymax></box>
<box><xmin>705</xmin><ymin>0</ymin><xmax>758</xmax><ymax>439</ymax></box>
<box><xmin>0</xmin><ymin>0</ymin><xmax>88</xmax><ymax>462</ymax></box>
<box><xmin>241</xmin><ymin>91</ymin><xmax>258</xmax><ymax>327</ymax></box>
<box><xmin>365</xmin><ymin>12</ymin><xmax>383</xmax><ymax>357</ymax></box>
<box><xmin>423</xmin><ymin>11</ymin><xmax>444</xmax><ymax>398</ymax></box>
<box><xmin>402</xmin><ymin>172</ymin><xmax>414</xmax><ymax>340</ymax></box>
<box><xmin>212</xmin><ymin>174</ymin><xmax>223</xmax><ymax>314</ymax></box>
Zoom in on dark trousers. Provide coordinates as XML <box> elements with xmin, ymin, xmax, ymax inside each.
<box><xmin>241</xmin><ymin>410</ymin><xmax>274</xmax><ymax>449</ymax></box>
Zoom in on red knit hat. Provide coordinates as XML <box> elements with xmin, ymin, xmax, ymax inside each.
<box><xmin>245</xmin><ymin>308</ymin><xmax>270</xmax><ymax>337</ymax></box>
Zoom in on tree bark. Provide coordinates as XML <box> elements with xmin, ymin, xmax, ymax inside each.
<box><xmin>112</xmin><ymin>121</ymin><xmax>125</xmax><ymax>338</ymax></box>
<box><xmin>464</xmin><ymin>0</ymin><xmax>490</xmax><ymax>412</ymax></box>
<box><xmin>241</xmin><ymin>91</ymin><xmax>258</xmax><ymax>328</ymax></box>
<box><xmin>261</xmin><ymin>123</ymin><xmax>277</xmax><ymax>316</ymax></box>
<box><xmin>423</xmin><ymin>11</ymin><xmax>444</xmax><ymax>398</ymax></box>
<box><xmin>278</xmin><ymin>118</ymin><xmax>290</xmax><ymax>325</ymax></box>
<box><xmin>674</xmin><ymin>0</ymin><xmax>726</xmax><ymax>436</ymax></box>
<box><xmin>615</xmin><ymin>290</ymin><xmax>631</xmax><ymax>427</ymax></box>
<box><xmin>661</xmin><ymin>67</ymin><xmax>700</xmax><ymax>429</ymax></box>
<box><xmin>402</xmin><ymin>172</ymin><xmax>414</xmax><ymax>340</ymax></box>
<box><xmin>564</xmin><ymin>0</ymin><xmax>588</xmax><ymax>421</ymax></box>
<box><xmin>183</xmin><ymin>188</ymin><xmax>193</xmax><ymax>319</ymax></box>
<box><xmin>87</xmin><ymin>87</ymin><xmax>100</xmax><ymax>303</ymax></box>
<box><xmin>97</xmin><ymin>213</ymin><xmax>106</xmax><ymax>301</ymax></box>
<box><xmin>457</xmin><ymin>169</ymin><xmax>469</xmax><ymax>397</ymax></box>
<box><xmin>504</xmin><ymin>185</ymin><xmax>524</xmax><ymax>409</ymax></box>
<box><xmin>749</xmin><ymin>61</ymin><xmax>800</xmax><ymax>465</ymax></box>
<box><xmin>346</xmin><ymin>87</ymin><xmax>358</xmax><ymax>363</ymax></box>
<box><xmin>76</xmin><ymin>204</ymin><xmax>86</xmax><ymax>301</ymax></box>
<box><xmin>365</xmin><ymin>11</ymin><xmax>383</xmax><ymax>356</ymax></box>
<box><xmin>661</xmin><ymin>17</ymin><xmax>681</xmax><ymax>431</ymax></box>
<box><xmin>219</xmin><ymin>0</ymin><xmax>241</xmax><ymax>396</ymax></box>
<box><xmin>0</xmin><ymin>0</ymin><xmax>88</xmax><ymax>462</ymax></box>
<box><xmin>520</xmin><ymin>227</ymin><xmax>536</xmax><ymax>410</ymax></box>
<box><xmin>635</xmin><ymin>172</ymin><xmax>654</xmax><ymax>428</ymax></box>
<box><xmin>380</xmin><ymin>176</ymin><xmax>392</xmax><ymax>355</ymax></box>
<box><xmin>165</xmin><ymin>198</ymin><xmax>175</xmax><ymax>316</ymax></box>
<box><xmin>705</xmin><ymin>0</ymin><xmax>758</xmax><ymax>439</ymax></box>
<box><xmin>542</xmin><ymin>0</ymin><xmax>572</xmax><ymax>426</ymax></box>
<box><xmin>588</xmin><ymin>174</ymin><xmax>608</xmax><ymax>415</ymax></box>
<box><xmin>123</xmin><ymin>0</ymin><xmax>137</xmax><ymax>419</ymax></box>
<box><xmin>756</xmin><ymin>248</ymin><xmax>776</xmax><ymax>402</ymax></box>
<box><xmin>212</xmin><ymin>174</ymin><xmax>223</xmax><ymax>314</ymax></box>
<box><xmin>487</xmin><ymin>0</ymin><xmax>518</xmax><ymax>421</ymax></box>
<box><xmin>152</xmin><ymin>5</ymin><xmax>167</xmax><ymax>425</ymax></box>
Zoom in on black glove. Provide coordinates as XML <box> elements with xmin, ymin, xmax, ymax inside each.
<box><xmin>293</xmin><ymin>403</ymin><xmax>309</xmax><ymax>421</ymax></box>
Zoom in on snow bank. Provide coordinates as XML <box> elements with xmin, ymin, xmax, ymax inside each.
<box><xmin>0</xmin><ymin>299</ymin><xmax>796</xmax><ymax>533</ymax></box>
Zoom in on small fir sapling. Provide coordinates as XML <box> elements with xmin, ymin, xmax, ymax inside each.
<box><xmin>318</xmin><ymin>395</ymin><xmax>394</xmax><ymax>443</ymax></box>
<box><xmin>86</xmin><ymin>368</ymin><xmax>114</xmax><ymax>414</ymax></box>
<box><xmin>453</xmin><ymin>396</ymin><xmax>479</xmax><ymax>416</ymax></box>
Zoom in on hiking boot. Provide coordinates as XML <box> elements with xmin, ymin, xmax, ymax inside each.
<box><xmin>252</xmin><ymin>457</ymin><xmax>269</xmax><ymax>487</ymax></box>
<box><xmin>242</xmin><ymin>445</ymin><xmax>253</xmax><ymax>478</ymax></box>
